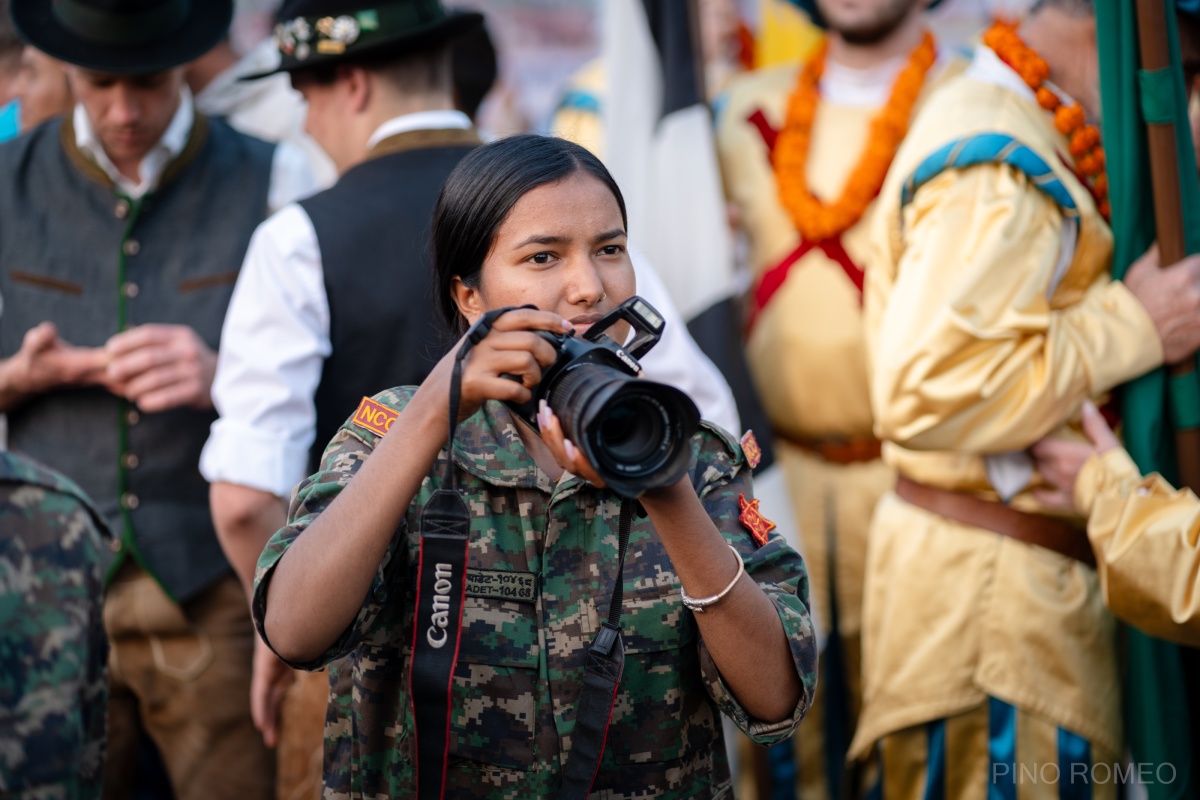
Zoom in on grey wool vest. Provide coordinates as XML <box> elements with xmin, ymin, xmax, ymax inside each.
<box><xmin>0</xmin><ymin>114</ymin><xmax>274</xmax><ymax>602</ymax></box>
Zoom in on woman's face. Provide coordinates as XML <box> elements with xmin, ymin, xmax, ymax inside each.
<box><xmin>455</xmin><ymin>171</ymin><xmax>636</xmax><ymax>342</ymax></box>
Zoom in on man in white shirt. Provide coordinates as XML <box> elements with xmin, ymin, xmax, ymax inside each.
<box><xmin>201</xmin><ymin>0</ymin><xmax>740</xmax><ymax>784</ymax></box>
<box><xmin>0</xmin><ymin>0</ymin><xmax>316</xmax><ymax>797</ymax></box>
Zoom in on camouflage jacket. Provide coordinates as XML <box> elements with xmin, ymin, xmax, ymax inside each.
<box><xmin>0</xmin><ymin>451</ymin><xmax>111</xmax><ymax>799</ymax></box>
<box><xmin>254</xmin><ymin>387</ymin><xmax>817</xmax><ymax>800</ymax></box>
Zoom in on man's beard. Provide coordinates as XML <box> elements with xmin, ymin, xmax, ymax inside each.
<box><xmin>818</xmin><ymin>0</ymin><xmax>921</xmax><ymax>46</ymax></box>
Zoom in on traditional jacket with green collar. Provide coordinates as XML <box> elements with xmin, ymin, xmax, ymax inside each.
<box><xmin>0</xmin><ymin>114</ymin><xmax>274</xmax><ymax>602</ymax></box>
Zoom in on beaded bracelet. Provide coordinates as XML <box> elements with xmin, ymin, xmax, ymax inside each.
<box><xmin>680</xmin><ymin>545</ymin><xmax>745</xmax><ymax>613</ymax></box>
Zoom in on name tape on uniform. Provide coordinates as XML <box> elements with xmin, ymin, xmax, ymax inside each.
<box><xmin>352</xmin><ymin>396</ymin><xmax>398</xmax><ymax>437</ymax></box>
<box><xmin>465</xmin><ymin>568</ymin><xmax>537</xmax><ymax>604</ymax></box>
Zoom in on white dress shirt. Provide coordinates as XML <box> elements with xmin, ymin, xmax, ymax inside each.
<box><xmin>201</xmin><ymin>113</ymin><xmax>740</xmax><ymax>496</ymax></box>
<box><xmin>74</xmin><ymin>88</ymin><xmax>320</xmax><ymax>213</ymax></box>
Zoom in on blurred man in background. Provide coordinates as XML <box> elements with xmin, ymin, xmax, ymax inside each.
<box><xmin>11</xmin><ymin>46</ymin><xmax>71</xmax><ymax>131</ymax></box>
<box><xmin>717</xmin><ymin>1</ymin><xmax>958</xmax><ymax>795</ymax></box>
<box><xmin>0</xmin><ymin>0</ymin><xmax>316</xmax><ymax>795</ymax></box>
<box><xmin>0</xmin><ymin>0</ymin><xmax>21</xmax><ymax>140</ymax></box>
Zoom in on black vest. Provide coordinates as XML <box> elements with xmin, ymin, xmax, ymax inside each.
<box><xmin>0</xmin><ymin>115</ymin><xmax>275</xmax><ymax>602</ymax></box>
<box><xmin>300</xmin><ymin>131</ymin><xmax>478</xmax><ymax>470</ymax></box>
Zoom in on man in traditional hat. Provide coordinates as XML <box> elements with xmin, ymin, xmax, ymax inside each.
<box><xmin>0</xmin><ymin>1</ymin><xmax>317</xmax><ymax>796</ymax></box>
<box><xmin>715</xmin><ymin>1</ymin><xmax>957</xmax><ymax>796</ymax></box>
<box><xmin>198</xmin><ymin>1</ymin><xmax>485</xmax><ymax>793</ymax></box>
<box><xmin>854</xmin><ymin>0</ymin><xmax>1200</xmax><ymax>791</ymax></box>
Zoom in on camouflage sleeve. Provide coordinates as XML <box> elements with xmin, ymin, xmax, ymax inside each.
<box><xmin>252</xmin><ymin>387</ymin><xmax>419</xmax><ymax>671</ymax></box>
<box><xmin>0</xmin><ymin>460</ymin><xmax>110</xmax><ymax>797</ymax></box>
<box><xmin>690</xmin><ymin>424</ymin><xmax>818</xmax><ymax>745</ymax></box>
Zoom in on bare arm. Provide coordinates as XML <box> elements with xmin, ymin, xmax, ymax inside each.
<box><xmin>641</xmin><ymin>481</ymin><xmax>803</xmax><ymax>723</ymax></box>
<box><xmin>211</xmin><ymin>482</ymin><xmax>288</xmax><ymax>599</ymax></box>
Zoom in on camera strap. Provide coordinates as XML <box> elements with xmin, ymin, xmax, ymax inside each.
<box><xmin>411</xmin><ymin>307</ymin><xmax>519</xmax><ymax>800</ymax></box>
<box><xmin>409</xmin><ymin>307</ymin><xmax>633</xmax><ymax>800</ymax></box>
<box><xmin>555</xmin><ymin>497</ymin><xmax>632</xmax><ymax>800</ymax></box>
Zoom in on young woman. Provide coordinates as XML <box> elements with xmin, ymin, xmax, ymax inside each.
<box><xmin>252</xmin><ymin>134</ymin><xmax>816</xmax><ymax>798</ymax></box>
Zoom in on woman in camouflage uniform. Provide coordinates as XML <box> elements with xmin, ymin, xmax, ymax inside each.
<box><xmin>251</xmin><ymin>134</ymin><xmax>818</xmax><ymax>799</ymax></box>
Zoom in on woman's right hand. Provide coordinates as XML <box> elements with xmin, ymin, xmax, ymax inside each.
<box><xmin>437</xmin><ymin>308</ymin><xmax>571</xmax><ymax>423</ymax></box>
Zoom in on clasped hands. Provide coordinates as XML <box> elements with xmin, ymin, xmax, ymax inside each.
<box><xmin>3</xmin><ymin>320</ymin><xmax>216</xmax><ymax>412</ymax></box>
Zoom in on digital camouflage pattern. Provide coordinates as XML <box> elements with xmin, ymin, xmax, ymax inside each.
<box><xmin>0</xmin><ymin>450</ymin><xmax>111</xmax><ymax>799</ymax></box>
<box><xmin>254</xmin><ymin>387</ymin><xmax>818</xmax><ymax>800</ymax></box>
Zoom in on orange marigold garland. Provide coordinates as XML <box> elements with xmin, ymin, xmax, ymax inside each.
<box><xmin>774</xmin><ymin>32</ymin><xmax>937</xmax><ymax>243</ymax></box>
<box><xmin>982</xmin><ymin>20</ymin><xmax>1110</xmax><ymax>220</ymax></box>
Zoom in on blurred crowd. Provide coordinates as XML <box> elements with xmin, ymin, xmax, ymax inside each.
<box><xmin>4</xmin><ymin>0</ymin><xmax>1200</xmax><ymax>799</ymax></box>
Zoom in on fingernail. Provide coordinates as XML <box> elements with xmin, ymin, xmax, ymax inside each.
<box><xmin>564</xmin><ymin>440</ymin><xmax>577</xmax><ymax>461</ymax></box>
<box><xmin>562</xmin><ymin>319</ymin><xmax>573</xmax><ymax>331</ymax></box>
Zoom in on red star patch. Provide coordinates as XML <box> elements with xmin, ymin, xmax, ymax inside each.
<box><xmin>738</xmin><ymin>493</ymin><xmax>776</xmax><ymax>547</ymax></box>
<box><xmin>740</xmin><ymin>430</ymin><xmax>762</xmax><ymax>470</ymax></box>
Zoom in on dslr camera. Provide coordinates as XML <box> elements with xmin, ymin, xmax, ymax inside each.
<box><xmin>506</xmin><ymin>296</ymin><xmax>700</xmax><ymax>497</ymax></box>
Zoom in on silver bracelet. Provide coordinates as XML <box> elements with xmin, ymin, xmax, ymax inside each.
<box><xmin>680</xmin><ymin>545</ymin><xmax>745</xmax><ymax>613</ymax></box>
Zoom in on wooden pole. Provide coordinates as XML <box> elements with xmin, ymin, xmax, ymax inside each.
<box><xmin>1134</xmin><ymin>0</ymin><xmax>1200</xmax><ymax>493</ymax></box>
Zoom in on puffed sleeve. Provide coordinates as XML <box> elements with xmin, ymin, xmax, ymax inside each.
<box><xmin>1075</xmin><ymin>448</ymin><xmax>1200</xmax><ymax>646</ymax></box>
<box><xmin>252</xmin><ymin>387</ymin><xmax>416</xmax><ymax>670</ymax></box>
<box><xmin>690</xmin><ymin>424</ymin><xmax>818</xmax><ymax>744</ymax></box>
<box><xmin>872</xmin><ymin>164</ymin><xmax>1162</xmax><ymax>453</ymax></box>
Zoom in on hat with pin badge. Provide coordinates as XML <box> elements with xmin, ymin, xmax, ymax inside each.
<box><xmin>244</xmin><ymin>0</ymin><xmax>483</xmax><ymax>80</ymax></box>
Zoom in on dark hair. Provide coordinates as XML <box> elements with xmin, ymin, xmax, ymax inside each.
<box><xmin>431</xmin><ymin>134</ymin><xmax>628</xmax><ymax>332</ymax></box>
<box><xmin>290</xmin><ymin>43</ymin><xmax>451</xmax><ymax>93</ymax></box>
<box><xmin>450</xmin><ymin>17</ymin><xmax>497</xmax><ymax>121</ymax></box>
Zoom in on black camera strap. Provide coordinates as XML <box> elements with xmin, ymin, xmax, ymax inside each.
<box><xmin>555</xmin><ymin>497</ymin><xmax>632</xmax><ymax>800</ymax></box>
<box><xmin>411</xmin><ymin>308</ymin><xmax>512</xmax><ymax>800</ymax></box>
<box><xmin>409</xmin><ymin>307</ymin><xmax>633</xmax><ymax>800</ymax></box>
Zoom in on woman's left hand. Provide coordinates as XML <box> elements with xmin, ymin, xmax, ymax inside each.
<box><xmin>537</xmin><ymin>400</ymin><xmax>607</xmax><ymax>487</ymax></box>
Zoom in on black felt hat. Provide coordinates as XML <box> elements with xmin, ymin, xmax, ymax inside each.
<box><xmin>243</xmin><ymin>0</ymin><xmax>483</xmax><ymax>80</ymax></box>
<box><xmin>10</xmin><ymin>0</ymin><xmax>233</xmax><ymax>74</ymax></box>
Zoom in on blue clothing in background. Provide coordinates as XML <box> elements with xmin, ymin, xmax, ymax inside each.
<box><xmin>0</xmin><ymin>101</ymin><xmax>19</xmax><ymax>142</ymax></box>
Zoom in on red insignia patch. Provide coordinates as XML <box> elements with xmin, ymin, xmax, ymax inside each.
<box><xmin>738</xmin><ymin>493</ymin><xmax>776</xmax><ymax>547</ymax></box>
<box><xmin>740</xmin><ymin>430</ymin><xmax>762</xmax><ymax>470</ymax></box>
<box><xmin>351</xmin><ymin>396</ymin><xmax>398</xmax><ymax>437</ymax></box>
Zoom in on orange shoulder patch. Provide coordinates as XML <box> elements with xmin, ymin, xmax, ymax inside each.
<box><xmin>740</xmin><ymin>430</ymin><xmax>762</xmax><ymax>469</ymax></box>
<box><xmin>351</xmin><ymin>396</ymin><xmax>398</xmax><ymax>437</ymax></box>
<box><xmin>738</xmin><ymin>493</ymin><xmax>776</xmax><ymax>547</ymax></box>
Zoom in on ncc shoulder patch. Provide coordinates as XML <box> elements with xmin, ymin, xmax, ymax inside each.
<box><xmin>738</xmin><ymin>493</ymin><xmax>776</xmax><ymax>547</ymax></box>
<box><xmin>351</xmin><ymin>396</ymin><xmax>399</xmax><ymax>437</ymax></box>
<box><xmin>740</xmin><ymin>430</ymin><xmax>762</xmax><ymax>469</ymax></box>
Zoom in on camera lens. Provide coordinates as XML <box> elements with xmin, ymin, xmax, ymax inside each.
<box><xmin>547</xmin><ymin>365</ymin><xmax>699</xmax><ymax>496</ymax></box>
<box><xmin>596</xmin><ymin>397</ymin><xmax>667</xmax><ymax>466</ymax></box>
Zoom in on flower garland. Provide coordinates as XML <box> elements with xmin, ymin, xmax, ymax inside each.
<box><xmin>774</xmin><ymin>32</ymin><xmax>937</xmax><ymax>243</ymax></box>
<box><xmin>982</xmin><ymin>20</ymin><xmax>1110</xmax><ymax>220</ymax></box>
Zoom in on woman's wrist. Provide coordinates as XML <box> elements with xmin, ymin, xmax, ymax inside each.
<box><xmin>638</xmin><ymin>474</ymin><xmax>693</xmax><ymax>508</ymax></box>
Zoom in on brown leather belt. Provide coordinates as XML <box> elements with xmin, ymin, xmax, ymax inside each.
<box><xmin>895</xmin><ymin>476</ymin><xmax>1096</xmax><ymax>568</ymax></box>
<box><xmin>776</xmin><ymin>430</ymin><xmax>882</xmax><ymax>464</ymax></box>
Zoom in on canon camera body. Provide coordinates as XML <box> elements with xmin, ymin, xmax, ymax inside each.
<box><xmin>505</xmin><ymin>296</ymin><xmax>700</xmax><ymax>497</ymax></box>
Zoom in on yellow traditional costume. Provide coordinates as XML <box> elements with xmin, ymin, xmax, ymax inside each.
<box><xmin>717</xmin><ymin>36</ymin><xmax>960</xmax><ymax>800</ymax></box>
<box><xmin>1076</xmin><ymin>448</ymin><xmax>1200</xmax><ymax>646</ymax></box>
<box><xmin>854</xmin><ymin>38</ymin><xmax>1165</xmax><ymax>796</ymax></box>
